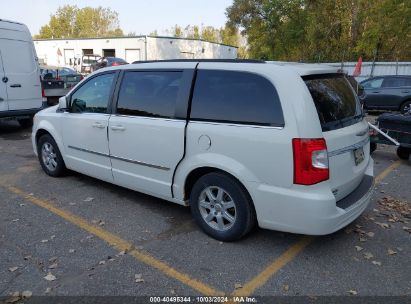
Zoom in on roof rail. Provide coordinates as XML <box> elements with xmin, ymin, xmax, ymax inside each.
<box><xmin>0</xmin><ymin>19</ymin><xmax>24</xmax><ymax>25</ymax></box>
<box><xmin>131</xmin><ymin>59</ymin><xmax>266</xmax><ymax>64</ymax></box>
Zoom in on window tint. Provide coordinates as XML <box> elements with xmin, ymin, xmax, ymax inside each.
<box><xmin>70</xmin><ymin>73</ymin><xmax>115</xmax><ymax>113</ymax></box>
<box><xmin>303</xmin><ymin>74</ymin><xmax>362</xmax><ymax>131</ymax></box>
<box><xmin>116</xmin><ymin>71</ymin><xmax>182</xmax><ymax>118</ymax></box>
<box><xmin>190</xmin><ymin>70</ymin><xmax>284</xmax><ymax>126</ymax></box>
<box><xmin>382</xmin><ymin>77</ymin><xmax>409</xmax><ymax>88</ymax></box>
<box><xmin>362</xmin><ymin>78</ymin><xmax>383</xmax><ymax>89</ymax></box>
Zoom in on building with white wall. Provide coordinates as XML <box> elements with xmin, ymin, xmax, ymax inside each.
<box><xmin>34</xmin><ymin>36</ymin><xmax>238</xmax><ymax>69</ymax></box>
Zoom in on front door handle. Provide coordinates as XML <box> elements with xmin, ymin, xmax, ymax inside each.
<box><xmin>10</xmin><ymin>84</ymin><xmax>21</xmax><ymax>88</ymax></box>
<box><xmin>401</xmin><ymin>90</ymin><xmax>410</xmax><ymax>93</ymax></box>
<box><xmin>372</xmin><ymin>91</ymin><xmax>380</xmax><ymax>93</ymax></box>
<box><xmin>92</xmin><ymin>122</ymin><xmax>106</xmax><ymax>129</ymax></box>
<box><xmin>110</xmin><ymin>125</ymin><xmax>125</xmax><ymax>131</ymax></box>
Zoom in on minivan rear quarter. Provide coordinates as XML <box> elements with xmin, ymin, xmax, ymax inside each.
<box><xmin>33</xmin><ymin>61</ymin><xmax>374</xmax><ymax>241</ymax></box>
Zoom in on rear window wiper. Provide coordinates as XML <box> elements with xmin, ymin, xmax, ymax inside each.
<box><xmin>321</xmin><ymin>113</ymin><xmax>363</xmax><ymax>131</ymax></box>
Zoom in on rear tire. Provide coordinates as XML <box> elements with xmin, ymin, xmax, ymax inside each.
<box><xmin>190</xmin><ymin>172</ymin><xmax>256</xmax><ymax>241</ymax></box>
<box><xmin>18</xmin><ymin>117</ymin><xmax>33</xmax><ymax>128</ymax></box>
<box><xmin>400</xmin><ymin>100</ymin><xmax>411</xmax><ymax>114</ymax></box>
<box><xmin>396</xmin><ymin>146</ymin><xmax>411</xmax><ymax>160</ymax></box>
<box><xmin>37</xmin><ymin>134</ymin><xmax>66</xmax><ymax>177</ymax></box>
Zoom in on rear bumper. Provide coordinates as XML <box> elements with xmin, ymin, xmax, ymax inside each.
<box><xmin>251</xmin><ymin>158</ymin><xmax>374</xmax><ymax>235</ymax></box>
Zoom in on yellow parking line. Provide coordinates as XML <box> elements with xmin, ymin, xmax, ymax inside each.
<box><xmin>3</xmin><ymin>159</ymin><xmax>402</xmax><ymax>296</ymax></box>
<box><xmin>232</xmin><ymin>159</ymin><xmax>402</xmax><ymax>296</ymax></box>
<box><xmin>5</xmin><ymin>185</ymin><xmax>224</xmax><ymax>296</ymax></box>
<box><xmin>232</xmin><ymin>236</ymin><xmax>313</xmax><ymax>296</ymax></box>
<box><xmin>375</xmin><ymin>160</ymin><xmax>402</xmax><ymax>184</ymax></box>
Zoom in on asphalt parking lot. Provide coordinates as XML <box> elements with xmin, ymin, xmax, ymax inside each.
<box><xmin>0</xmin><ymin>116</ymin><xmax>410</xmax><ymax>302</ymax></box>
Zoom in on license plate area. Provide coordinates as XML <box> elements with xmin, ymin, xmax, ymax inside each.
<box><xmin>353</xmin><ymin>147</ymin><xmax>365</xmax><ymax>165</ymax></box>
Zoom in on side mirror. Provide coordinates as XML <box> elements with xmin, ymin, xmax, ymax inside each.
<box><xmin>59</xmin><ymin>96</ymin><xmax>68</xmax><ymax>111</ymax></box>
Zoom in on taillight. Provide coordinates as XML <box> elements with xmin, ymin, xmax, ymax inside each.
<box><xmin>292</xmin><ymin>138</ymin><xmax>329</xmax><ymax>185</ymax></box>
<box><xmin>40</xmin><ymin>76</ymin><xmax>45</xmax><ymax>97</ymax></box>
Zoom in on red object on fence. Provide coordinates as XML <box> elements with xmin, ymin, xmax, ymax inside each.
<box><xmin>353</xmin><ymin>56</ymin><xmax>363</xmax><ymax>77</ymax></box>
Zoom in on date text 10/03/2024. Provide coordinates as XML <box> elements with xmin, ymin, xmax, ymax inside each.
<box><xmin>149</xmin><ymin>297</ymin><xmax>257</xmax><ymax>303</ymax></box>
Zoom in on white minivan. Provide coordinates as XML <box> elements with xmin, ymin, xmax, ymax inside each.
<box><xmin>0</xmin><ymin>19</ymin><xmax>44</xmax><ymax>127</ymax></box>
<box><xmin>32</xmin><ymin>60</ymin><xmax>374</xmax><ymax>241</ymax></box>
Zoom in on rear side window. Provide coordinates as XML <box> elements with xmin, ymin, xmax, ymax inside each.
<box><xmin>190</xmin><ymin>70</ymin><xmax>284</xmax><ymax>126</ymax></box>
<box><xmin>382</xmin><ymin>77</ymin><xmax>409</xmax><ymax>88</ymax></box>
<box><xmin>303</xmin><ymin>74</ymin><xmax>362</xmax><ymax>131</ymax></box>
<box><xmin>116</xmin><ymin>71</ymin><xmax>183</xmax><ymax>118</ymax></box>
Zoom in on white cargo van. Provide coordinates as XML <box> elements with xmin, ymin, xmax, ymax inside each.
<box><xmin>0</xmin><ymin>19</ymin><xmax>44</xmax><ymax>127</ymax></box>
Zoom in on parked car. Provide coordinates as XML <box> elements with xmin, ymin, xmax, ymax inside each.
<box><xmin>81</xmin><ymin>54</ymin><xmax>101</xmax><ymax>75</ymax></box>
<box><xmin>0</xmin><ymin>19</ymin><xmax>44</xmax><ymax>127</ymax></box>
<box><xmin>346</xmin><ymin>75</ymin><xmax>364</xmax><ymax>97</ymax></box>
<box><xmin>91</xmin><ymin>57</ymin><xmax>128</xmax><ymax>71</ymax></box>
<box><xmin>32</xmin><ymin>60</ymin><xmax>373</xmax><ymax>241</ymax></box>
<box><xmin>40</xmin><ymin>66</ymin><xmax>83</xmax><ymax>106</ymax></box>
<box><xmin>40</xmin><ymin>66</ymin><xmax>82</xmax><ymax>88</ymax></box>
<box><xmin>360</xmin><ymin>75</ymin><xmax>411</xmax><ymax>114</ymax></box>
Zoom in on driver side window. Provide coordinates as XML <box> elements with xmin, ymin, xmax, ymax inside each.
<box><xmin>70</xmin><ymin>73</ymin><xmax>115</xmax><ymax>113</ymax></box>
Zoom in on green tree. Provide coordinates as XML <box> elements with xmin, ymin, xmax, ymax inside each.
<box><xmin>35</xmin><ymin>5</ymin><xmax>123</xmax><ymax>39</ymax></box>
<box><xmin>226</xmin><ymin>0</ymin><xmax>411</xmax><ymax>61</ymax></box>
<box><xmin>201</xmin><ymin>26</ymin><xmax>219</xmax><ymax>42</ymax></box>
<box><xmin>355</xmin><ymin>0</ymin><xmax>411</xmax><ymax>61</ymax></box>
<box><xmin>173</xmin><ymin>25</ymin><xmax>183</xmax><ymax>38</ymax></box>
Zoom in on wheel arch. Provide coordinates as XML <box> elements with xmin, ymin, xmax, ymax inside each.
<box><xmin>34</xmin><ymin>120</ymin><xmax>66</xmax><ymax>162</ymax></box>
<box><xmin>400</xmin><ymin>98</ymin><xmax>411</xmax><ymax>112</ymax></box>
<box><xmin>183</xmin><ymin>166</ymin><xmax>256</xmax><ymax>215</ymax></box>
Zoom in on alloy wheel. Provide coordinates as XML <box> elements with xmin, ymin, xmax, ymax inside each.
<box><xmin>198</xmin><ymin>186</ymin><xmax>237</xmax><ymax>231</ymax></box>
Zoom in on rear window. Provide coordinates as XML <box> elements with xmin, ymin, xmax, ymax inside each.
<box><xmin>190</xmin><ymin>70</ymin><xmax>284</xmax><ymax>127</ymax></box>
<box><xmin>303</xmin><ymin>74</ymin><xmax>362</xmax><ymax>131</ymax></box>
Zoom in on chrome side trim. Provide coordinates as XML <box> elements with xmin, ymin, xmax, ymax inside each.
<box><xmin>328</xmin><ymin>137</ymin><xmax>370</xmax><ymax>157</ymax></box>
<box><xmin>110</xmin><ymin>155</ymin><xmax>170</xmax><ymax>171</ymax></box>
<box><xmin>68</xmin><ymin>145</ymin><xmax>170</xmax><ymax>171</ymax></box>
<box><xmin>189</xmin><ymin>120</ymin><xmax>284</xmax><ymax>130</ymax></box>
<box><xmin>68</xmin><ymin>145</ymin><xmax>109</xmax><ymax>157</ymax></box>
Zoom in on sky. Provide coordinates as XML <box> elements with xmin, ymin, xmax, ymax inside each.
<box><xmin>2</xmin><ymin>0</ymin><xmax>233</xmax><ymax>36</ymax></box>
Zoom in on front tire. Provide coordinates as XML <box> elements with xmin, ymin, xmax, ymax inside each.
<box><xmin>400</xmin><ymin>100</ymin><xmax>411</xmax><ymax>114</ymax></box>
<box><xmin>397</xmin><ymin>146</ymin><xmax>411</xmax><ymax>160</ymax></box>
<box><xmin>37</xmin><ymin>134</ymin><xmax>66</xmax><ymax>177</ymax></box>
<box><xmin>190</xmin><ymin>172</ymin><xmax>256</xmax><ymax>241</ymax></box>
<box><xmin>18</xmin><ymin>117</ymin><xmax>33</xmax><ymax>128</ymax></box>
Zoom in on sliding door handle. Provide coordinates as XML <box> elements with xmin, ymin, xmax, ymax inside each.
<box><xmin>0</xmin><ymin>97</ymin><xmax>3</xmax><ymax>101</ymax></box>
<box><xmin>10</xmin><ymin>84</ymin><xmax>21</xmax><ymax>88</ymax></box>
